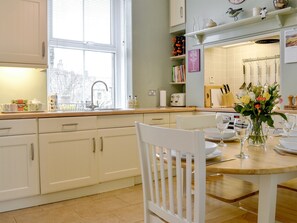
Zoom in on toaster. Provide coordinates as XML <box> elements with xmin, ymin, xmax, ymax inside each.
<box><xmin>171</xmin><ymin>93</ymin><xmax>186</xmax><ymax>107</ymax></box>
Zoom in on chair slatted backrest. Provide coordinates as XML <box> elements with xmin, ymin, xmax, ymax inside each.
<box><xmin>176</xmin><ymin>114</ymin><xmax>217</xmax><ymax>130</ymax></box>
<box><xmin>135</xmin><ymin>122</ymin><xmax>206</xmax><ymax>223</ymax></box>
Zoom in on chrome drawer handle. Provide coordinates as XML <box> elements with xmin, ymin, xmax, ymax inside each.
<box><xmin>62</xmin><ymin>123</ymin><xmax>78</xmax><ymax>127</ymax></box>
<box><xmin>31</xmin><ymin>143</ymin><xmax>34</xmax><ymax>161</ymax></box>
<box><xmin>100</xmin><ymin>137</ymin><xmax>103</xmax><ymax>151</ymax></box>
<box><xmin>93</xmin><ymin>138</ymin><xmax>96</xmax><ymax>153</ymax></box>
<box><xmin>152</xmin><ymin>118</ymin><xmax>164</xmax><ymax>121</ymax></box>
<box><xmin>0</xmin><ymin>127</ymin><xmax>12</xmax><ymax>131</ymax></box>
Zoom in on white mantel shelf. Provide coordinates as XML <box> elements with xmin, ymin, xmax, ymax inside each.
<box><xmin>185</xmin><ymin>7</ymin><xmax>296</xmax><ymax>44</ymax></box>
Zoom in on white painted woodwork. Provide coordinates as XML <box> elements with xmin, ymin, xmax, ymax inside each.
<box><xmin>98</xmin><ymin>127</ymin><xmax>140</xmax><ymax>182</ymax></box>
<box><xmin>0</xmin><ymin>134</ymin><xmax>39</xmax><ymax>201</ymax></box>
<box><xmin>170</xmin><ymin>0</ymin><xmax>185</xmax><ymax>27</ymax></box>
<box><xmin>39</xmin><ymin>130</ymin><xmax>99</xmax><ymax>194</ymax></box>
<box><xmin>39</xmin><ymin>116</ymin><xmax>97</xmax><ymax>133</ymax></box>
<box><xmin>143</xmin><ymin>113</ymin><xmax>170</xmax><ymax>126</ymax></box>
<box><xmin>0</xmin><ymin>0</ymin><xmax>47</xmax><ymax>67</ymax></box>
<box><xmin>0</xmin><ymin>119</ymin><xmax>37</xmax><ymax>136</ymax></box>
<box><xmin>97</xmin><ymin>114</ymin><xmax>143</xmax><ymax>128</ymax></box>
<box><xmin>169</xmin><ymin>111</ymin><xmax>195</xmax><ymax>128</ymax></box>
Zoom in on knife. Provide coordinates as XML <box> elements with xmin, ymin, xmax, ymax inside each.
<box><xmin>206</xmin><ymin>158</ymin><xmax>236</xmax><ymax>166</ymax></box>
<box><xmin>226</xmin><ymin>84</ymin><xmax>230</xmax><ymax>93</ymax></box>
<box><xmin>223</xmin><ymin>84</ymin><xmax>228</xmax><ymax>94</ymax></box>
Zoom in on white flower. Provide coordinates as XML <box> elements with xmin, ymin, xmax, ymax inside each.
<box><xmin>248</xmin><ymin>92</ymin><xmax>256</xmax><ymax>101</ymax></box>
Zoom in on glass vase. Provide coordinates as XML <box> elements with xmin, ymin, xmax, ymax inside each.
<box><xmin>248</xmin><ymin>118</ymin><xmax>267</xmax><ymax>147</ymax></box>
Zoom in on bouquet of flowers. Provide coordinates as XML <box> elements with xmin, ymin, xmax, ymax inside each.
<box><xmin>234</xmin><ymin>83</ymin><xmax>287</xmax><ymax>145</ymax></box>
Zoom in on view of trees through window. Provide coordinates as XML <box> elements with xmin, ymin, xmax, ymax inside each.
<box><xmin>47</xmin><ymin>0</ymin><xmax>125</xmax><ymax>110</ymax></box>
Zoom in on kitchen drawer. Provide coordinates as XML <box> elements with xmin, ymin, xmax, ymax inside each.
<box><xmin>169</xmin><ymin>112</ymin><xmax>195</xmax><ymax>124</ymax></box>
<box><xmin>97</xmin><ymin>114</ymin><xmax>143</xmax><ymax>128</ymax></box>
<box><xmin>39</xmin><ymin>116</ymin><xmax>97</xmax><ymax>133</ymax></box>
<box><xmin>144</xmin><ymin>113</ymin><xmax>169</xmax><ymax>125</ymax></box>
<box><xmin>0</xmin><ymin>119</ymin><xmax>37</xmax><ymax>136</ymax></box>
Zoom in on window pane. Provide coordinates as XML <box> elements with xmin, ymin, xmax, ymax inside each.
<box><xmin>48</xmin><ymin>48</ymin><xmax>114</xmax><ymax>108</ymax></box>
<box><xmin>85</xmin><ymin>0</ymin><xmax>111</xmax><ymax>44</ymax></box>
<box><xmin>85</xmin><ymin>51</ymin><xmax>114</xmax><ymax>108</ymax></box>
<box><xmin>52</xmin><ymin>0</ymin><xmax>83</xmax><ymax>41</ymax></box>
<box><xmin>48</xmin><ymin>48</ymin><xmax>84</xmax><ymax>104</ymax></box>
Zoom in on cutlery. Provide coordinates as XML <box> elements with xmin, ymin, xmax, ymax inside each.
<box><xmin>273</xmin><ymin>147</ymin><xmax>287</xmax><ymax>156</ymax></box>
<box><xmin>220</xmin><ymin>88</ymin><xmax>224</xmax><ymax>94</ymax></box>
<box><xmin>206</xmin><ymin>158</ymin><xmax>236</xmax><ymax>166</ymax></box>
<box><xmin>223</xmin><ymin>84</ymin><xmax>228</xmax><ymax>94</ymax></box>
<box><xmin>226</xmin><ymin>84</ymin><xmax>230</xmax><ymax>93</ymax></box>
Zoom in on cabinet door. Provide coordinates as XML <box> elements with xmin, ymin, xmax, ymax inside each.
<box><xmin>170</xmin><ymin>0</ymin><xmax>185</xmax><ymax>27</ymax></box>
<box><xmin>0</xmin><ymin>0</ymin><xmax>47</xmax><ymax>67</ymax></box>
<box><xmin>39</xmin><ymin>130</ymin><xmax>98</xmax><ymax>194</ymax></box>
<box><xmin>0</xmin><ymin>135</ymin><xmax>39</xmax><ymax>201</ymax></box>
<box><xmin>98</xmin><ymin>127</ymin><xmax>140</xmax><ymax>182</ymax></box>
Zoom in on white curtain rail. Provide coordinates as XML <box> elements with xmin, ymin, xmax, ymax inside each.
<box><xmin>242</xmin><ymin>55</ymin><xmax>280</xmax><ymax>63</ymax></box>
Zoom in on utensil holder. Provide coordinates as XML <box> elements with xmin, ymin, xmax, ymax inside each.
<box><xmin>222</xmin><ymin>93</ymin><xmax>235</xmax><ymax>107</ymax></box>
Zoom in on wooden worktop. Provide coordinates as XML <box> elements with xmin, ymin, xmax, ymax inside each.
<box><xmin>0</xmin><ymin>106</ymin><xmax>296</xmax><ymax>120</ymax></box>
<box><xmin>0</xmin><ymin>107</ymin><xmax>197</xmax><ymax>120</ymax></box>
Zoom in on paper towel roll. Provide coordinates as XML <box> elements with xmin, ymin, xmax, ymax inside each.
<box><xmin>160</xmin><ymin>90</ymin><xmax>166</xmax><ymax>107</ymax></box>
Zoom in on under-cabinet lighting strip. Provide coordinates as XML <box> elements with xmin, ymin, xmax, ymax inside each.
<box><xmin>242</xmin><ymin>55</ymin><xmax>280</xmax><ymax>63</ymax></box>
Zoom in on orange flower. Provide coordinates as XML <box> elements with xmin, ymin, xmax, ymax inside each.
<box><xmin>256</xmin><ymin>96</ymin><xmax>266</xmax><ymax>101</ymax></box>
<box><xmin>255</xmin><ymin>103</ymin><xmax>261</xmax><ymax>109</ymax></box>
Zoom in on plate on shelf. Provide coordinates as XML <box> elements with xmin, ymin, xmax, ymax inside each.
<box><xmin>275</xmin><ymin>144</ymin><xmax>297</xmax><ymax>155</ymax></box>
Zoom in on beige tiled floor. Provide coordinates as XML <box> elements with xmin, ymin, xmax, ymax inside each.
<box><xmin>0</xmin><ymin>184</ymin><xmax>144</xmax><ymax>223</ymax></box>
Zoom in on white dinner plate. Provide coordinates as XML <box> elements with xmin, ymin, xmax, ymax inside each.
<box><xmin>169</xmin><ymin>141</ymin><xmax>221</xmax><ymax>160</ymax></box>
<box><xmin>279</xmin><ymin>129</ymin><xmax>297</xmax><ymax>137</ymax></box>
<box><xmin>275</xmin><ymin>144</ymin><xmax>297</xmax><ymax>155</ymax></box>
<box><xmin>205</xmin><ymin>135</ymin><xmax>239</xmax><ymax>142</ymax></box>
<box><xmin>203</xmin><ymin>128</ymin><xmax>236</xmax><ymax>140</ymax></box>
<box><xmin>279</xmin><ymin>137</ymin><xmax>297</xmax><ymax>150</ymax></box>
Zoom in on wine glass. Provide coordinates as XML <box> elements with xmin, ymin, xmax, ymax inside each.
<box><xmin>234</xmin><ymin>116</ymin><xmax>252</xmax><ymax>159</ymax></box>
<box><xmin>215</xmin><ymin>113</ymin><xmax>230</xmax><ymax>147</ymax></box>
<box><xmin>281</xmin><ymin>114</ymin><xmax>296</xmax><ymax>137</ymax></box>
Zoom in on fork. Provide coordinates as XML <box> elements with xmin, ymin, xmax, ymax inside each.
<box><xmin>273</xmin><ymin>147</ymin><xmax>287</xmax><ymax>156</ymax></box>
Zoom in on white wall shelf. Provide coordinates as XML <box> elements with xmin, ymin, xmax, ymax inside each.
<box><xmin>185</xmin><ymin>7</ymin><xmax>296</xmax><ymax>44</ymax></box>
<box><xmin>170</xmin><ymin>82</ymin><xmax>185</xmax><ymax>85</ymax></box>
<box><xmin>170</xmin><ymin>54</ymin><xmax>186</xmax><ymax>60</ymax></box>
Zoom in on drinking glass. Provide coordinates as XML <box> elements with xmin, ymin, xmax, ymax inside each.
<box><xmin>215</xmin><ymin>113</ymin><xmax>230</xmax><ymax>147</ymax></box>
<box><xmin>281</xmin><ymin>114</ymin><xmax>296</xmax><ymax>137</ymax></box>
<box><xmin>234</xmin><ymin>116</ymin><xmax>252</xmax><ymax>159</ymax></box>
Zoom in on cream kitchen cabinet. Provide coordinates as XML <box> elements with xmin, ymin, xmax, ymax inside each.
<box><xmin>0</xmin><ymin>119</ymin><xmax>39</xmax><ymax>201</ymax></box>
<box><xmin>39</xmin><ymin>117</ymin><xmax>98</xmax><ymax>194</ymax></box>
<box><xmin>170</xmin><ymin>0</ymin><xmax>185</xmax><ymax>27</ymax></box>
<box><xmin>0</xmin><ymin>0</ymin><xmax>47</xmax><ymax>68</ymax></box>
<box><xmin>143</xmin><ymin>113</ymin><xmax>170</xmax><ymax>127</ymax></box>
<box><xmin>97</xmin><ymin>114</ymin><xmax>143</xmax><ymax>182</ymax></box>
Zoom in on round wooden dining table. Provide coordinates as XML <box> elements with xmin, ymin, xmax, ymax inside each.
<box><xmin>206</xmin><ymin>136</ymin><xmax>297</xmax><ymax>223</ymax></box>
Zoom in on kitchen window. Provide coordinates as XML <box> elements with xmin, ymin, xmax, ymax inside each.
<box><xmin>47</xmin><ymin>0</ymin><xmax>130</xmax><ymax>109</ymax></box>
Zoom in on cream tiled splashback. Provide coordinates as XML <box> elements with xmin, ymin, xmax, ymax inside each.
<box><xmin>205</xmin><ymin>43</ymin><xmax>280</xmax><ymax>101</ymax></box>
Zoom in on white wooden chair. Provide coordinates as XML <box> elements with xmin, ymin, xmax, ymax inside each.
<box><xmin>135</xmin><ymin>122</ymin><xmax>206</xmax><ymax>222</ymax></box>
<box><xmin>176</xmin><ymin>114</ymin><xmax>258</xmax><ymax>203</ymax></box>
<box><xmin>135</xmin><ymin>122</ymin><xmax>256</xmax><ymax>222</ymax></box>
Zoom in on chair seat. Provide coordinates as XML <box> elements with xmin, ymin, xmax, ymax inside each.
<box><xmin>205</xmin><ymin>196</ymin><xmax>257</xmax><ymax>223</ymax></box>
<box><xmin>278</xmin><ymin>178</ymin><xmax>297</xmax><ymax>192</ymax></box>
<box><xmin>206</xmin><ymin>174</ymin><xmax>259</xmax><ymax>203</ymax></box>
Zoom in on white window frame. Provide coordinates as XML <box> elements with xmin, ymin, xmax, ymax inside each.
<box><xmin>47</xmin><ymin>0</ymin><xmax>131</xmax><ymax>108</ymax></box>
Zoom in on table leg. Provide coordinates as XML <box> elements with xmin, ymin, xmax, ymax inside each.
<box><xmin>258</xmin><ymin>175</ymin><xmax>278</xmax><ymax>223</ymax></box>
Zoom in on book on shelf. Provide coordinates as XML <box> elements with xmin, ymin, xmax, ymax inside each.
<box><xmin>172</xmin><ymin>64</ymin><xmax>186</xmax><ymax>83</ymax></box>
